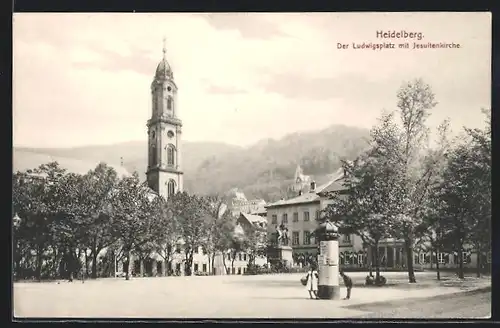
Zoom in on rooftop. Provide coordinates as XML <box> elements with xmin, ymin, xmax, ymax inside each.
<box><xmin>240</xmin><ymin>212</ymin><xmax>267</xmax><ymax>225</ymax></box>
<box><xmin>266</xmin><ymin>168</ymin><xmax>347</xmax><ymax>208</ymax></box>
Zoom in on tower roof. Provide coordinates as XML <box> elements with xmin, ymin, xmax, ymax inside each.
<box><xmin>155</xmin><ymin>37</ymin><xmax>173</xmax><ymax>80</ymax></box>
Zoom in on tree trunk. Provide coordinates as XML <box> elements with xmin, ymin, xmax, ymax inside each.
<box><xmin>405</xmin><ymin>237</ymin><xmax>417</xmax><ymax>283</ymax></box>
<box><xmin>231</xmin><ymin>252</ymin><xmax>236</xmax><ymax>274</ymax></box>
<box><xmin>374</xmin><ymin>240</ymin><xmax>380</xmax><ymax>281</ymax></box>
<box><xmin>124</xmin><ymin>248</ymin><xmax>131</xmax><ymax>280</ymax></box>
<box><xmin>14</xmin><ymin>245</ymin><xmax>22</xmax><ymax>282</ymax></box>
<box><xmin>457</xmin><ymin>245</ymin><xmax>464</xmax><ymax>279</ymax></box>
<box><xmin>35</xmin><ymin>244</ymin><xmax>43</xmax><ymax>282</ymax></box>
<box><xmin>91</xmin><ymin>250</ymin><xmax>99</xmax><ymax>279</ymax></box>
<box><xmin>185</xmin><ymin>251</ymin><xmax>193</xmax><ymax>276</ymax></box>
<box><xmin>434</xmin><ymin>247</ymin><xmax>440</xmax><ymax>281</ymax></box>
<box><xmin>476</xmin><ymin>243</ymin><xmax>481</xmax><ymax>278</ymax></box>
<box><xmin>222</xmin><ymin>253</ymin><xmax>227</xmax><ymax>274</ymax></box>
<box><xmin>84</xmin><ymin>249</ymin><xmax>89</xmax><ymax>277</ymax></box>
<box><xmin>211</xmin><ymin>253</ymin><xmax>216</xmax><ymax>275</ymax></box>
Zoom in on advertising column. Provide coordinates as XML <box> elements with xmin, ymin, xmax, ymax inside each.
<box><xmin>316</xmin><ymin>221</ymin><xmax>340</xmax><ymax>300</ymax></box>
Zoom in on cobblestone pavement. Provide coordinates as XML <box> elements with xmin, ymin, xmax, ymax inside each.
<box><xmin>13</xmin><ymin>272</ymin><xmax>491</xmax><ymax>319</ymax></box>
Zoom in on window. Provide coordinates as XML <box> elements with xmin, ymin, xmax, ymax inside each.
<box><xmin>202</xmin><ymin>264</ymin><xmax>207</xmax><ymax>272</ymax></box>
<box><xmin>438</xmin><ymin>253</ymin><xmax>445</xmax><ymax>264</ymax></box>
<box><xmin>239</xmin><ymin>253</ymin><xmax>242</xmax><ymax>261</ymax></box>
<box><xmin>243</xmin><ymin>267</ymin><xmax>246</xmax><ymax>274</ymax></box>
<box><xmin>343</xmin><ymin>234</ymin><xmax>351</xmax><ymax>243</ymax></box>
<box><xmin>194</xmin><ymin>263</ymin><xmax>199</xmax><ymax>272</ymax></box>
<box><xmin>282</xmin><ymin>213</ymin><xmax>288</xmax><ymax>224</ymax></box>
<box><xmin>271</xmin><ymin>215</ymin><xmax>277</xmax><ymax>224</ymax></box>
<box><xmin>194</xmin><ymin>246</ymin><xmax>199</xmax><ymax>254</ymax></box>
<box><xmin>243</xmin><ymin>254</ymin><xmax>247</xmax><ymax>261</ymax></box>
<box><xmin>419</xmin><ymin>253</ymin><xmax>425</xmax><ymax>264</ymax></box>
<box><xmin>232</xmin><ymin>267</ymin><xmax>236</xmax><ymax>274</ymax></box>
<box><xmin>167</xmin><ymin>180</ymin><xmax>176</xmax><ymax>197</ymax></box>
<box><xmin>303</xmin><ymin>231</ymin><xmax>311</xmax><ymax>245</ymax></box>
<box><xmin>344</xmin><ymin>253</ymin><xmax>350</xmax><ymax>265</ymax></box>
<box><xmin>304</xmin><ymin>211</ymin><xmax>310</xmax><ymax>222</ymax></box>
<box><xmin>293</xmin><ymin>212</ymin><xmax>299</xmax><ymax>222</ymax></box>
<box><xmin>237</xmin><ymin>268</ymin><xmax>241</xmax><ymax>275</ymax></box>
<box><xmin>316</xmin><ymin>210</ymin><xmax>320</xmax><ymax>220</ymax></box>
<box><xmin>292</xmin><ymin>231</ymin><xmax>300</xmax><ymax>245</ymax></box>
<box><xmin>202</xmin><ymin>247</ymin><xmax>207</xmax><ymax>255</ymax></box>
<box><xmin>358</xmin><ymin>253</ymin><xmax>364</xmax><ymax>266</ymax></box>
<box><xmin>167</xmin><ymin>144</ymin><xmax>175</xmax><ymax>166</ymax></box>
<box><xmin>167</xmin><ymin>96</ymin><xmax>173</xmax><ymax>110</ymax></box>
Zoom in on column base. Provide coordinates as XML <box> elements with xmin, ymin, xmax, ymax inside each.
<box><xmin>318</xmin><ymin>285</ymin><xmax>341</xmax><ymax>300</ymax></box>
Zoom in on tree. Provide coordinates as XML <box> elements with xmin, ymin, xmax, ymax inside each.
<box><xmin>168</xmin><ymin>192</ymin><xmax>210</xmax><ymax>276</ymax></box>
<box><xmin>434</xmin><ymin>110</ymin><xmax>491</xmax><ymax>279</ymax></box>
<box><xmin>12</xmin><ymin>162</ymin><xmax>76</xmax><ymax>281</ymax></box>
<box><xmin>202</xmin><ymin>194</ymin><xmax>233</xmax><ymax>275</ymax></box>
<box><xmin>463</xmin><ymin>109</ymin><xmax>491</xmax><ymax>277</ymax></box>
<box><xmin>152</xmin><ymin>198</ymin><xmax>178</xmax><ymax>276</ymax></box>
<box><xmin>73</xmin><ymin>163</ymin><xmax>120</xmax><ymax>278</ymax></box>
<box><xmin>371</xmin><ymin>79</ymin><xmax>451</xmax><ymax>283</ymax></box>
<box><xmin>243</xmin><ymin>223</ymin><xmax>267</xmax><ymax>268</ymax></box>
<box><xmin>322</xmin><ymin>152</ymin><xmax>401</xmax><ymax>283</ymax></box>
<box><xmin>109</xmin><ymin>173</ymin><xmax>160</xmax><ymax>280</ymax></box>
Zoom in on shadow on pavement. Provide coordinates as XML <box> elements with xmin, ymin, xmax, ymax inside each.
<box><xmin>251</xmin><ymin>296</ymin><xmax>314</xmax><ymax>301</ymax></box>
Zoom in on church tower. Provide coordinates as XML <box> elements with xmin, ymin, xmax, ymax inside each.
<box><xmin>146</xmin><ymin>38</ymin><xmax>183</xmax><ymax>200</ymax></box>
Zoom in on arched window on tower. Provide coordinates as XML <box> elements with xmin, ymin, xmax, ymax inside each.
<box><xmin>166</xmin><ymin>144</ymin><xmax>175</xmax><ymax>166</ymax></box>
<box><xmin>167</xmin><ymin>180</ymin><xmax>176</xmax><ymax>197</ymax></box>
<box><xmin>167</xmin><ymin>96</ymin><xmax>173</xmax><ymax>110</ymax></box>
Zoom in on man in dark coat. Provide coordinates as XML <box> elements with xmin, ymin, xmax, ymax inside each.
<box><xmin>340</xmin><ymin>270</ymin><xmax>353</xmax><ymax>300</ymax></box>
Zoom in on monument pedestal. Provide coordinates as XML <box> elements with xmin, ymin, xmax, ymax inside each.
<box><xmin>277</xmin><ymin>246</ymin><xmax>293</xmax><ymax>267</ymax></box>
<box><xmin>268</xmin><ymin>245</ymin><xmax>293</xmax><ymax>268</ymax></box>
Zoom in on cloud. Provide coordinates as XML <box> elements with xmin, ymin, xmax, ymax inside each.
<box><xmin>203</xmin><ymin>13</ymin><xmax>289</xmax><ymax>40</ymax></box>
<box><xmin>12</xmin><ymin>13</ymin><xmax>491</xmax><ymax>149</ymax></box>
<box><xmin>203</xmin><ymin>83</ymin><xmax>247</xmax><ymax>95</ymax></box>
<box><xmin>72</xmin><ymin>44</ymin><xmax>157</xmax><ymax>76</ymax></box>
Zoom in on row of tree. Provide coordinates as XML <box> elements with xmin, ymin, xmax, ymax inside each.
<box><xmin>322</xmin><ymin>79</ymin><xmax>491</xmax><ymax>282</ymax></box>
<box><xmin>12</xmin><ymin>163</ymin><xmax>266</xmax><ymax>281</ymax></box>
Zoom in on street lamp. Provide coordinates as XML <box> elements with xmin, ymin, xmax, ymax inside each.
<box><xmin>314</xmin><ymin>219</ymin><xmax>340</xmax><ymax>300</ymax></box>
<box><xmin>13</xmin><ymin>213</ymin><xmax>21</xmax><ymax>229</ymax></box>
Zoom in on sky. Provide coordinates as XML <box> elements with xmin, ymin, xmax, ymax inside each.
<box><xmin>13</xmin><ymin>12</ymin><xmax>491</xmax><ymax>148</ymax></box>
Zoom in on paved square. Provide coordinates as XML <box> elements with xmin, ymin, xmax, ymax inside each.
<box><xmin>13</xmin><ymin>272</ymin><xmax>490</xmax><ymax>319</ymax></box>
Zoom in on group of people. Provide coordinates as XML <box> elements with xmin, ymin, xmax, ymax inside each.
<box><xmin>303</xmin><ymin>263</ymin><xmax>353</xmax><ymax>300</ymax></box>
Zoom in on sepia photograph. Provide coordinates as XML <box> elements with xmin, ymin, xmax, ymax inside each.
<box><xmin>12</xmin><ymin>12</ymin><xmax>491</xmax><ymax>320</ymax></box>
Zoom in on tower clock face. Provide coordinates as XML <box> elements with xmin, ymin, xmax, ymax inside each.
<box><xmin>167</xmin><ymin>86</ymin><xmax>172</xmax><ymax>92</ymax></box>
<box><xmin>167</xmin><ymin>130</ymin><xmax>175</xmax><ymax>138</ymax></box>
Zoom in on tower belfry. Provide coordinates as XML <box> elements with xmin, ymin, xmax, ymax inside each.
<box><xmin>146</xmin><ymin>38</ymin><xmax>183</xmax><ymax>200</ymax></box>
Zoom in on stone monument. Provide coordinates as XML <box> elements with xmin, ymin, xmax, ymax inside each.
<box><xmin>268</xmin><ymin>224</ymin><xmax>293</xmax><ymax>268</ymax></box>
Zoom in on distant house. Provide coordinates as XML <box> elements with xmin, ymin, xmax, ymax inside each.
<box><xmin>227</xmin><ymin>188</ymin><xmax>267</xmax><ymax>217</ymax></box>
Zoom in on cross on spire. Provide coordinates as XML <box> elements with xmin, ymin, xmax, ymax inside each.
<box><xmin>162</xmin><ymin>36</ymin><xmax>167</xmax><ymax>59</ymax></box>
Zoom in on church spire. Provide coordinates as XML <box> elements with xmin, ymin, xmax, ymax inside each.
<box><xmin>162</xmin><ymin>36</ymin><xmax>167</xmax><ymax>60</ymax></box>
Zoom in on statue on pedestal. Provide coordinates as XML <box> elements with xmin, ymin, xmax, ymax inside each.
<box><xmin>274</xmin><ymin>224</ymin><xmax>289</xmax><ymax>246</ymax></box>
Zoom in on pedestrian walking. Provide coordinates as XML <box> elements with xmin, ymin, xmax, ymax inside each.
<box><xmin>340</xmin><ymin>270</ymin><xmax>353</xmax><ymax>300</ymax></box>
<box><xmin>305</xmin><ymin>263</ymin><xmax>319</xmax><ymax>299</ymax></box>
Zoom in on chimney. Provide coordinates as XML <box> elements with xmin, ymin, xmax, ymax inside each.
<box><xmin>310</xmin><ymin>181</ymin><xmax>316</xmax><ymax>192</ymax></box>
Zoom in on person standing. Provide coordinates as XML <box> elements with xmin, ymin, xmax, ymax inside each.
<box><xmin>340</xmin><ymin>270</ymin><xmax>353</xmax><ymax>300</ymax></box>
<box><xmin>305</xmin><ymin>263</ymin><xmax>319</xmax><ymax>299</ymax></box>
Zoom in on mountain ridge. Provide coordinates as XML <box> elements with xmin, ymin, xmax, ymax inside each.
<box><xmin>13</xmin><ymin>124</ymin><xmax>370</xmax><ymax>202</ymax></box>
